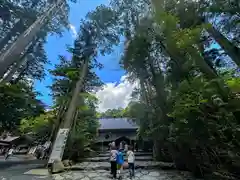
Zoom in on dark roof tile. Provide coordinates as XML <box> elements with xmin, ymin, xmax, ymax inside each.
<box><xmin>98</xmin><ymin>118</ymin><xmax>138</xmax><ymax>130</ymax></box>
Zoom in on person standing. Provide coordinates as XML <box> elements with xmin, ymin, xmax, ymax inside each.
<box><xmin>108</xmin><ymin>142</ymin><xmax>112</xmax><ymax>150</ymax></box>
<box><xmin>124</xmin><ymin>143</ymin><xmax>128</xmax><ymax>153</ymax></box>
<box><xmin>41</xmin><ymin>141</ymin><xmax>50</xmax><ymax>160</ymax></box>
<box><xmin>110</xmin><ymin>146</ymin><xmax>117</xmax><ymax>178</ymax></box>
<box><xmin>134</xmin><ymin>142</ymin><xmax>138</xmax><ymax>152</ymax></box>
<box><xmin>127</xmin><ymin>146</ymin><xmax>135</xmax><ymax>179</ymax></box>
<box><xmin>112</xmin><ymin>141</ymin><xmax>116</xmax><ymax>147</ymax></box>
<box><xmin>119</xmin><ymin>141</ymin><xmax>123</xmax><ymax>150</ymax></box>
<box><xmin>40</xmin><ymin>145</ymin><xmax>46</xmax><ymax>160</ymax></box>
<box><xmin>116</xmin><ymin>149</ymin><xmax>124</xmax><ymax>179</ymax></box>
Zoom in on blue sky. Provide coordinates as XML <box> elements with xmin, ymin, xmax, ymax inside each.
<box><xmin>34</xmin><ymin>0</ymin><xmax>125</xmax><ymax>107</ymax></box>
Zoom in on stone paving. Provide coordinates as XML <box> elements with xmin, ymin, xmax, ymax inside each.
<box><xmin>19</xmin><ymin>151</ymin><xmax>198</xmax><ymax>180</ymax></box>
<box><xmin>51</xmin><ymin>169</ymin><xmax>200</xmax><ymax>180</ymax></box>
<box><xmin>71</xmin><ymin>161</ymin><xmax>175</xmax><ymax>171</ymax></box>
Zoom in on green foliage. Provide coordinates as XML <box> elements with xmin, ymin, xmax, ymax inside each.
<box><xmin>226</xmin><ymin>77</ymin><xmax>240</xmax><ymax>93</ymax></box>
<box><xmin>98</xmin><ymin>108</ymin><xmax>126</xmax><ymax>118</ymax></box>
<box><xmin>19</xmin><ymin>111</ymin><xmax>55</xmax><ymax>142</ymax></box>
<box><xmin>167</xmin><ymin>76</ymin><xmax>240</xmax><ymax>175</ymax></box>
<box><xmin>0</xmin><ymin>82</ymin><xmax>45</xmax><ymax>132</ymax></box>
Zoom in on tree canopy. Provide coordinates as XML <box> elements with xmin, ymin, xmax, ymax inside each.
<box><xmin>0</xmin><ymin>82</ymin><xmax>45</xmax><ymax>133</ymax></box>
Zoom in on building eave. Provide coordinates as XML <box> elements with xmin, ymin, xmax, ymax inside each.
<box><xmin>98</xmin><ymin>128</ymin><xmax>138</xmax><ymax>133</ymax></box>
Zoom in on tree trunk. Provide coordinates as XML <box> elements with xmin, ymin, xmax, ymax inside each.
<box><xmin>140</xmin><ymin>79</ymin><xmax>149</xmax><ymax>105</ymax></box>
<box><xmin>48</xmin><ymin>59</ymin><xmax>89</xmax><ymax>165</ymax></box>
<box><xmin>0</xmin><ymin>0</ymin><xmax>65</xmax><ymax>78</ymax></box>
<box><xmin>0</xmin><ymin>20</ymin><xmax>25</xmax><ymax>51</ymax></box>
<box><xmin>1</xmin><ymin>56</ymin><xmax>27</xmax><ymax>83</ymax></box>
<box><xmin>192</xmin><ymin>48</ymin><xmax>218</xmax><ymax>79</ymax></box>
<box><xmin>151</xmin><ymin>0</ymin><xmax>163</xmax><ymax>12</ymax></box>
<box><xmin>148</xmin><ymin>59</ymin><xmax>168</xmax><ymax>116</ymax></box>
<box><xmin>1</xmin><ymin>38</ymin><xmax>40</xmax><ymax>83</ymax></box>
<box><xmin>72</xmin><ymin>108</ymin><xmax>79</xmax><ymax>131</ymax></box>
<box><xmin>50</xmin><ymin>103</ymin><xmax>68</xmax><ymax>142</ymax></box>
<box><xmin>0</xmin><ymin>1</ymin><xmax>39</xmax><ymax>52</ymax></box>
<box><xmin>62</xmin><ymin>59</ymin><xmax>89</xmax><ymax>128</ymax></box>
<box><xmin>10</xmin><ymin>58</ymin><xmax>32</xmax><ymax>84</ymax></box>
<box><xmin>207</xmin><ymin>25</ymin><xmax>240</xmax><ymax>67</ymax></box>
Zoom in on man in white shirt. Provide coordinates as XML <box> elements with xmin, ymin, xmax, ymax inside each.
<box><xmin>110</xmin><ymin>141</ymin><xmax>115</xmax><ymax>150</ymax></box>
<box><xmin>127</xmin><ymin>146</ymin><xmax>135</xmax><ymax>178</ymax></box>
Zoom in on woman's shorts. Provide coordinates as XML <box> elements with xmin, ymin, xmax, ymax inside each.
<box><xmin>117</xmin><ymin>164</ymin><xmax>123</xmax><ymax>169</ymax></box>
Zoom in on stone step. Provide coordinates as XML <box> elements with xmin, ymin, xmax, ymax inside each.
<box><xmin>71</xmin><ymin>161</ymin><xmax>175</xmax><ymax>171</ymax></box>
<box><xmin>97</xmin><ymin>151</ymin><xmax>152</xmax><ymax>157</ymax></box>
<box><xmin>85</xmin><ymin>156</ymin><xmax>153</xmax><ymax>162</ymax></box>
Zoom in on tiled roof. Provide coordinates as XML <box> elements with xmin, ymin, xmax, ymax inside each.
<box><xmin>98</xmin><ymin>118</ymin><xmax>138</xmax><ymax>130</ymax></box>
<box><xmin>0</xmin><ymin>142</ymin><xmax>9</xmax><ymax>146</ymax></box>
<box><xmin>0</xmin><ymin>136</ymin><xmax>20</xmax><ymax>142</ymax></box>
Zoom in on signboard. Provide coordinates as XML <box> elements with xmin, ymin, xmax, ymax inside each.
<box><xmin>48</xmin><ymin>128</ymin><xmax>70</xmax><ymax>164</ymax></box>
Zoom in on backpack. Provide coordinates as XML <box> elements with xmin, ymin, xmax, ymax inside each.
<box><xmin>116</xmin><ymin>151</ymin><xmax>124</xmax><ymax>164</ymax></box>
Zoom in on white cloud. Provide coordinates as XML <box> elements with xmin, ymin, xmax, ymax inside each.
<box><xmin>95</xmin><ymin>75</ymin><xmax>138</xmax><ymax>112</ymax></box>
<box><xmin>69</xmin><ymin>24</ymin><xmax>77</xmax><ymax>38</ymax></box>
